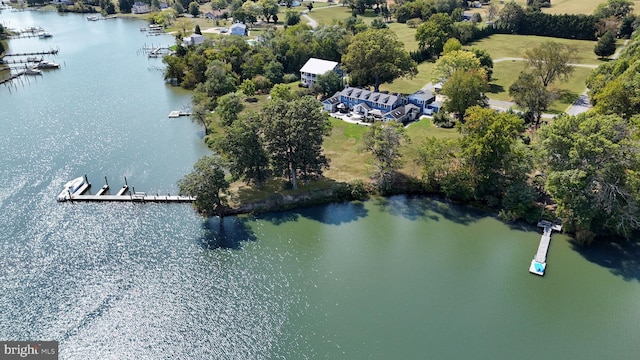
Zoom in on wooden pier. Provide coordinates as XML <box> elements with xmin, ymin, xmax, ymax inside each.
<box><xmin>529</xmin><ymin>220</ymin><xmax>562</xmax><ymax>276</ymax></box>
<box><xmin>58</xmin><ymin>176</ymin><xmax>195</xmax><ymax>203</ymax></box>
<box><xmin>0</xmin><ymin>71</ymin><xmax>26</xmax><ymax>86</ymax></box>
<box><xmin>3</xmin><ymin>49</ymin><xmax>59</xmax><ymax>57</ymax></box>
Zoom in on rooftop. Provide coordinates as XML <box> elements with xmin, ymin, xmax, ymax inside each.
<box><xmin>300</xmin><ymin>58</ymin><xmax>339</xmax><ymax>76</ymax></box>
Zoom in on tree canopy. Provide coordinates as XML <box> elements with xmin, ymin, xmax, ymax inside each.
<box><xmin>178</xmin><ymin>156</ymin><xmax>230</xmax><ymax>217</ymax></box>
<box><xmin>441</xmin><ymin>69</ymin><xmax>488</xmax><ymax>121</ymax></box>
<box><xmin>342</xmin><ymin>28</ymin><xmax>417</xmax><ymax>92</ymax></box>
<box><xmin>536</xmin><ymin>113</ymin><xmax>640</xmax><ymax>242</ymax></box>
<box><xmin>363</xmin><ymin>121</ymin><xmax>410</xmax><ymax>192</ymax></box>
<box><xmin>524</xmin><ymin>41</ymin><xmax>578</xmax><ymax>87</ymax></box>
<box><xmin>260</xmin><ymin>96</ymin><xmax>332</xmax><ymax>189</ymax></box>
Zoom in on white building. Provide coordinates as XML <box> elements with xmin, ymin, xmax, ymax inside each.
<box><xmin>299</xmin><ymin>58</ymin><xmax>339</xmax><ymax>87</ymax></box>
<box><xmin>182</xmin><ymin>34</ymin><xmax>205</xmax><ymax>47</ymax></box>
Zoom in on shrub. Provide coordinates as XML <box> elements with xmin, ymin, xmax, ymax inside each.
<box><xmin>282</xmin><ymin>73</ymin><xmax>299</xmax><ymax>83</ymax></box>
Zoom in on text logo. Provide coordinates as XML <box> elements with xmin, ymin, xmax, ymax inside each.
<box><xmin>0</xmin><ymin>341</ymin><xmax>58</xmax><ymax>360</ymax></box>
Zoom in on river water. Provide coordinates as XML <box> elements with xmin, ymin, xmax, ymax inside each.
<box><xmin>1</xmin><ymin>11</ymin><xmax>640</xmax><ymax>360</ymax></box>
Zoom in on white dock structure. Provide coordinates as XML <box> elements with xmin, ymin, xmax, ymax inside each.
<box><xmin>57</xmin><ymin>176</ymin><xmax>195</xmax><ymax>203</ymax></box>
<box><xmin>529</xmin><ymin>220</ymin><xmax>562</xmax><ymax>276</ymax></box>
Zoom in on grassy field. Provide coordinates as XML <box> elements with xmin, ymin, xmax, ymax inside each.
<box><xmin>476</xmin><ymin>0</ymin><xmax>640</xmax><ymax>15</ymax></box>
<box><xmin>488</xmin><ymin>61</ymin><xmax>595</xmax><ymax>113</ymax></box>
<box><xmin>380</xmin><ymin>61</ymin><xmax>436</xmax><ymax>94</ymax></box>
<box><xmin>466</xmin><ymin>34</ymin><xmax>613</xmax><ymax>65</ymax></box>
<box><xmin>323</xmin><ymin>118</ymin><xmax>374</xmax><ymax>181</ymax></box>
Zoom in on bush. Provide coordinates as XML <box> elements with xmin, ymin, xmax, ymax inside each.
<box><xmin>432</xmin><ymin>111</ymin><xmax>455</xmax><ymax>128</ymax></box>
<box><xmin>282</xmin><ymin>73</ymin><xmax>299</xmax><ymax>83</ymax></box>
<box><xmin>347</xmin><ymin>180</ymin><xmax>372</xmax><ymax>200</ymax></box>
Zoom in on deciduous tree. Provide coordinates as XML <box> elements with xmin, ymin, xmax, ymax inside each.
<box><xmin>260</xmin><ymin>96</ymin><xmax>332</xmax><ymax>189</ymax></box>
<box><xmin>415</xmin><ymin>13</ymin><xmax>453</xmax><ymax>56</ymax></box>
<box><xmin>217</xmin><ymin>113</ymin><xmax>270</xmax><ymax>188</ymax></box>
<box><xmin>203</xmin><ymin>60</ymin><xmax>239</xmax><ymax>103</ymax></box>
<box><xmin>536</xmin><ymin>113</ymin><xmax>640</xmax><ymax>241</ymax></box>
<box><xmin>509</xmin><ymin>71</ymin><xmax>552</xmax><ymax>125</ymax></box>
<box><xmin>525</xmin><ymin>41</ymin><xmax>578</xmax><ymax>87</ymax></box>
<box><xmin>434</xmin><ymin>49</ymin><xmax>482</xmax><ymax>82</ymax></box>
<box><xmin>178</xmin><ymin>156</ymin><xmax>230</xmax><ymax>217</ymax></box>
<box><xmin>441</xmin><ymin>69</ymin><xmax>488</xmax><ymax>121</ymax></box>
<box><xmin>342</xmin><ymin>28</ymin><xmax>417</xmax><ymax>92</ymax></box>
<box><xmin>216</xmin><ymin>92</ymin><xmax>244</xmax><ymax>126</ymax></box>
<box><xmin>363</xmin><ymin>121</ymin><xmax>410</xmax><ymax>192</ymax></box>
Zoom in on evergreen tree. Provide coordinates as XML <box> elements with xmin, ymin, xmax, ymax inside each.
<box><xmin>594</xmin><ymin>30</ymin><xmax>617</xmax><ymax>59</ymax></box>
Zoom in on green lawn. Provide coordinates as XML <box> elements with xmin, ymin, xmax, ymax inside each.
<box><xmin>475</xmin><ymin>0</ymin><xmax>640</xmax><ymax>15</ymax></box>
<box><xmin>488</xmin><ymin>60</ymin><xmax>594</xmax><ymax>113</ymax></box>
<box><xmin>387</xmin><ymin>22</ymin><xmax>419</xmax><ymax>52</ymax></box>
<box><xmin>466</xmin><ymin>34</ymin><xmax>617</xmax><ymax>66</ymax></box>
<box><xmin>380</xmin><ymin>61</ymin><xmax>436</xmax><ymax>94</ymax></box>
<box><xmin>323</xmin><ymin>118</ymin><xmax>374</xmax><ymax>181</ymax></box>
<box><xmin>322</xmin><ymin>116</ymin><xmax>460</xmax><ymax>180</ymax></box>
<box><xmin>306</xmin><ymin>5</ymin><xmax>352</xmax><ymax>25</ymax></box>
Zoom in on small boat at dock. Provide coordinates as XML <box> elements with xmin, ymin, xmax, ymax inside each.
<box><xmin>57</xmin><ymin>177</ymin><xmax>86</xmax><ymax>201</ymax></box>
<box><xmin>38</xmin><ymin>32</ymin><xmax>53</xmax><ymax>39</ymax></box>
<box><xmin>25</xmin><ymin>67</ymin><xmax>42</xmax><ymax>75</ymax></box>
<box><xmin>36</xmin><ymin>61</ymin><xmax>60</xmax><ymax>69</ymax></box>
<box><xmin>87</xmin><ymin>15</ymin><xmax>99</xmax><ymax>21</ymax></box>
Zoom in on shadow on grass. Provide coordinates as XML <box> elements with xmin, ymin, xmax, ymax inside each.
<box><xmin>488</xmin><ymin>83</ymin><xmax>505</xmax><ymax>94</ymax></box>
<box><xmin>555</xmin><ymin>89</ymin><xmax>579</xmax><ymax>105</ymax></box>
<box><xmin>571</xmin><ymin>238</ymin><xmax>640</xmax><ymax>282</ymax></box>
<box><xmin>197</xmin><ymin>216</ymin><xmax>258</xmax><ymax>250</ymax></box>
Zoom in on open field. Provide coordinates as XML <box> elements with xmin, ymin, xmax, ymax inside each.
<box><xmin>476</xmin><ymin>0</ymin><xmax>640</xmax><ymax>15</ymax></box>
<box><xmin>323</xmin><ymin>118</ymin><xmax>374</xmax><ymax>181</ymax></box>
<box><xmin>488</xmin><ymin>61</ymin><xmax>594</xmax><ymax>113</ymax></box>
<box><xmin>325</xmin><ymin>117</ymin><xmax>460</xmax><ymax>180</ymax></box>
<box><xmin>387</xmin><ymin>22</ymin><xmax>419</xmax><ymax>52</ymax></box>
<box><xmin>380</xmin><ymin>61</ymin><xmax>436</xmax><ymax>94</ymax></box>
<box><xmin>467</xmin><ymin>34</ymin><xmax>614</xmax><ymax>66</ymax></box>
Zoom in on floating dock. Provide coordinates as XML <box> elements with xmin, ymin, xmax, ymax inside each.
<box><xmin>57</xmin><ymin>176</ymin><xmax>195</xmax><ymax>203</ymax></box>
<box><xmin>529</xmin><ymin>220</ymin><xmax>562</xmax><ymax>276</ymax></box>
<box><xmin>168</xmin><ymin>110</ymin><xmax>192</xmax><ymax>118</ymax></box>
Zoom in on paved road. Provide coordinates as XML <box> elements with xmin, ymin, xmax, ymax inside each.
<box><xmin>563</xmin><ymin>39</ymin><xmax>630</xmax><ymax>115</ymax></box>
<box><xmin>302</xmin><ymin>13</ymin><xmax>318</xmax><ymax>29</ymax></box>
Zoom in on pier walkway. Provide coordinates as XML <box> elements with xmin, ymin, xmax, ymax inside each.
<box><xmin>58</xmin><ymin>176</ymin><xmax>195</xmax><ymax>203</ymax></box>
<box><xmin>529</xmin><ymin>220</ymin><xmax>562</xmax><ymax>276</ymax></box>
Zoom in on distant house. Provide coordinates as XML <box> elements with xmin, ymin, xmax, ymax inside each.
<box><xmin>132</xmin><ymin>2</ymin><xmax>151</xmax><ymax>14</ymax></box>
<box><xmin>182</xmin><ymin>33</ymin><xmax>205</xmax><ymax>46</ymax></box>
<box><xmin>322</xmin><ymin>86</ymin><xmax>428</xmax><ymax>123</ymax></box>
<box><xmin>205</xmin><ymin>9</ymin><xmax>227</xmax><ymax>20</ymax></box>
<box><xmin>229</xmin><ymin>22</ymin><xmax>247</xmax><ymax>36</ymax></box>
<box><xmin>299</xmin><ymin>58</ymin><xmax>340</xmax><ymax>87</ymax></box>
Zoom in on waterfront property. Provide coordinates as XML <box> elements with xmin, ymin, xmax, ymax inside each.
<box><xmin>132</xmin><ymin>2</ymin><xmax>151</xmax><ymax>14</ymax></box>
<box><xmin>323</xmin><ymin>86</ymin><xmax>439</xmax><ymax>123</ymax></box>
<box><xmin>299</xmin><ymin>58</ymin><xmax>340</xmax><ymax>87</ymax></box>
<box><xmin>182</xmin><ymin>34</ymin><xmax>204</xmax><ymax>47</ymax></box>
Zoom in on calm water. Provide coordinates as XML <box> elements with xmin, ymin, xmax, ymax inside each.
<box><xmin>1</xmin><ymin>11</ymin><xmax>640</xmax><ymax>360</ymax></box>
